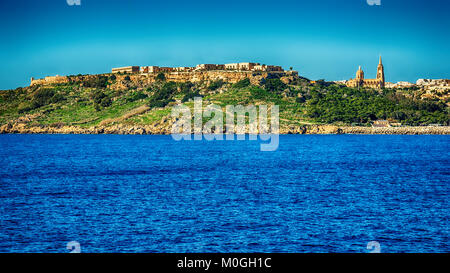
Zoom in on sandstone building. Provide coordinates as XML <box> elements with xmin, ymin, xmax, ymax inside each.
<box><xmin>195</xmin><ymin>64</ymin><xmax>224</xmax><ymax>71</ymax></box>
<box><xmin>347</xmin><ymin>57</ymin><xmax>385</xmax><ymax>88</ymax></box>
<box><xmin>112</xmin><ymin>62</ymin><xmax>286</xmax><ymax>74</ymax></box>
<box><xmin>112</xmin><ymin>66</ymin><xmax>140</xmax><ymax>74</ymax></box>
<box><xmin>30</xmin><ymin>75</ymin><xmax>69</xmax><ymax>86</ymax></box>
<box><xmin>31</xmin><ymin>62</ymin><xmax>298</xmax><ymax>87</ymax></box>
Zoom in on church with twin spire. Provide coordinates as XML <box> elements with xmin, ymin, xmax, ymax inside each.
<box><xmin>346</xmin><ymin>56</ymin><xmax>385</xmax><ymax>89</ymax></box>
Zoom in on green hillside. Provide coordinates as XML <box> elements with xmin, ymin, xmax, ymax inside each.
<box><xmin>0</xmin><ymin>75</ymin><xmax>448</xmax><ymax>130</ymax></box>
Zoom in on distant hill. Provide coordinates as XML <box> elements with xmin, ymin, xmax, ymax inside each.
<box><xmin>0</xmin><ymin>73</ymin><xmax>449</xmax><ymax>134</ymax></box>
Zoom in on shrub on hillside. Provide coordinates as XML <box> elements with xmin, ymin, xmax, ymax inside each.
<box><xmin>233</xmin><ymin>78</ymin><xmax>251</xmax><ymax>89</ymax></box>
<box><xmin>91</xmin><ymin>90</ymin><xmax>107</xmax><ymax>104</ymax></box>
<box><xmin>0</xmin><ymin>88</ymin><xmax>23</xmax><ymax>102</ymax></box>
<box><xmin>156</xmin><ymin>73</ymin><xmax>166</xmax><ymax>81</ymax></box>
<box><xmin>15</xmin><ymin>88</ymin><xmax>65</xmax><ymax>113</ymax></box>
<box><xmin>148</xmin><ymin>81</ymin><xmax>177</xmax><ymax>108</ymax></box>
<box><xmin>32</xmin><ymin>88</ymin><xmax>55</xmax><ymax>106</ymax></box>
<box><xmin>264</xmin><ymin>78</ymin><xmax>287</xmax><ymax>93</ymax></box>
<box><xmin>179</xmin><ymin>82</ymin><xmax>194</xmax><ymax>94</ymax></box>
<box><xmin>182</xmin><ymin>90</ymin><xmax>202</xmax><ymax>102</ymax></box>
<box><xmin>296</xmin><ymin>96</ymin><xmax>306</xmax><ymax>103</ymax></box>
<box><xmin>208</xmin><ymin>79</ymin><xmax>225</xmax><ymax>91</ymax></box>
<box><xmin>249</xmin><ymin>86</ymin><xmax>271</xmax><ymax>100</ymax></box>
<box><xmin>126</xmin><ymin>91</ymin><xmax>148</xmax><ymax>102</ymax></box>
<box><xmin>18</xmin><ymin>102</ymin><xmax>33</xmax><ymax>113</ymax></box>
<box><xmin>90</xmin><ymin>90</ymin><xmax>112</xmax><ymax>110</ymax></box>
<box><xmin>84</xmin><ymin>76</ymin><xmax>108</xmax><ymax>88</ymax></box>
<box><xmin>31</xmin><ymin>88</ymin><xmax>65</xmax><ymax>109</ymax></box>
<box><xmin>100</xmin><ymin>97</ymin><xmax>112</xmax><ymax>107</ymax></box>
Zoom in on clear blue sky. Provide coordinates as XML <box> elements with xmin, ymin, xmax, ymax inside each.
<box><xmin>0</xmin><ymin>0</ymin><xmax>449</xmax><ymax>89</ymax></box>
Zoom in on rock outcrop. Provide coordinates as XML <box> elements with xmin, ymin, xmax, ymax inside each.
<box><xmin>30</xmin><ymin>71</ymin><xmax>299</xmax><ymax>90</ymax></box>
<box><xmin>2</xmin><ymin>121</ymin><xmax>449</xmax><ymax>135</ymax></box>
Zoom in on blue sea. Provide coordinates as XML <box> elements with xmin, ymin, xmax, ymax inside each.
<box><xmin>0</xmin><ymin>134</ymin><xmax>448</xmax><ymax>253</ymax></box>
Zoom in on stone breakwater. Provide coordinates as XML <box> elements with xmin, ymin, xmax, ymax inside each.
<box><xmin>279</xmin><ymin>125</ymin><xmax>450</xmax><ymax>135</ymax></box>
<box><xmin>1</xmin><ymin>122</ymin><xmax>449</xmax><ymax>135</ymax></box>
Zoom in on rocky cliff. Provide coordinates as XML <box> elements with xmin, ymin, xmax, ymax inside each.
<box><xmin>2</xmin><ymin>120</ymin><xmax>449</xmax><ymax>135</ymax></box>
<box><xmin>31</xmin><ymin>70</ymin><xmax>299</xmax><ymax>90</ymax></box>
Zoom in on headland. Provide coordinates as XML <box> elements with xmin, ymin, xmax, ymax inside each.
<box><xmin>1</xmin><ymin>60</ymin><xmax>449</xmax><ymax>135</ymax></box>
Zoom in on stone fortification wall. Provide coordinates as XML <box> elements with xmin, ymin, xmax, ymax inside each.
<box><xmin>30</xmin><ymin>71</ymin><xmax>299</xmax><ymax>88</ymax></box>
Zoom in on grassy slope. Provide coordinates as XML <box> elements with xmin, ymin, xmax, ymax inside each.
<box><xmin>0</xmin><ymin>83</ymin><xmax>146</xmax><ymax>127</ymax></box>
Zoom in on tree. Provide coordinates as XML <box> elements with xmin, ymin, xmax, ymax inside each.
<box><xmin>179</xmin><ymin>82</ymin><xmax>194</xmax><ymax>94</ymax></box>
<box><xmin>148</xmin><ymin>81</ymin><xmax>177</xmax><ymax>108</ymax></box>
<box><xmin>233</xmin><ymin>78</ymin><xmax>250</xmax><ymax>89</ymax></box>
<box><xmin>100</xmin><ymin>97</ymin><xmax>112</xmax><ymax>107</ymax></box>
<box><xmin>90</xmin><ymin>90</ymin><xmax>111</xmax><ymax>110</ymax></box>
<box><xmin>84</xmin><ymin>76</ymin><xmax>108</xmax><ymax>88</ymax></box>
<box><xmin>208</xmin><ymin>79</ymin><xmax>225</xmax><ymax>91</ymax></box>
<box><xmin>264</xmin><ymin>78</ymin><xmax>286</xmax><ymax>93</ymax></box>
<box><xmin>182</xmin><ymin>90</ymin><xmax>202</xmax><ymax>102</ymax></box>
<box><xmin>156</xmin><ymin>73</ymin><xmax>166</xmax><ymax>81</ymax></box>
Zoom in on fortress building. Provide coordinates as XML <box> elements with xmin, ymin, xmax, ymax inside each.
<box><xmin>347</xmin><ymin>57</ymin><xmax>385</xmax><ymax>89</ymax></box>
<box><xmin>31</xmin><ymin>62</ymin><xmax>298</xmax><ymax>86</ymax></box>
<box><xmin>112</xmin><ymin>62</ymin><xmax>285</xmax><ymax>74</ymax></box>
<box><xmin>112</xmin><ymin>66</ymin><xmax>140</xmax><ymax>74</ymax></box>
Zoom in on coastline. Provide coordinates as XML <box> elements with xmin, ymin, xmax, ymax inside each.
<box><xmin>1</xmin><ymin>123</ymin><xmax>449</xmax><ymax>135</ymax></box>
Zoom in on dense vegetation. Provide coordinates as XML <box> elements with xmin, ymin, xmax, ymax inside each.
<box><xmin>304</xmin><ymin>85</ymin><xmax>449</xmax><ymax>125</ymax></box>
<box><xmin>0</xmin><ymin>75</ymin><xmax>448</xmax><ymax>128</ymax></box>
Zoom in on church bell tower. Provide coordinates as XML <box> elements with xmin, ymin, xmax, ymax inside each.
<box><xmin>377</xmin><ymin>56</ymin><xmax>385</xmax><ymax>88</ymax></box>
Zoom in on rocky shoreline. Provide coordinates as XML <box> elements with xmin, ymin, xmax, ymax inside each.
<box><xmin>1</xmin><ymin>122</ymin><xmax>449</xmax><ymax>135</ymax></box>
